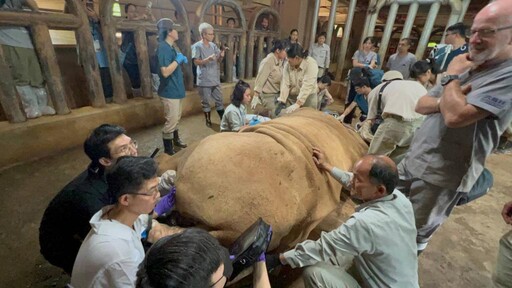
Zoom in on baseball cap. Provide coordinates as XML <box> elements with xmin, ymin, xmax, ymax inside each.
<box><xmin>382</xmin><ymin>70</ymin><xmax>404</xmax><ymax>81</ymax></box>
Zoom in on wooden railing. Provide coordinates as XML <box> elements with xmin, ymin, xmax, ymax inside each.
<box><xmin>0</xmin><ymin>0</ymin><xmax>103</xmax><ymax>123</ymax></box>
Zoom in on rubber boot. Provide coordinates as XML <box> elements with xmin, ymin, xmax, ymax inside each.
<box><xmin>204</xmin><ymin>112</ymin><xmax>212</xmax><ymax>127</ymax></box>
<box><xmin>173</xmin><ymin>130</ymin><xmax>187</xmax><ymax>148</ymax></box>
<box><xmin>16</xmin><ymin>85</ymin><xmax>41</xmax><ymax>119</ymax></box>
<box><xmin>32</xmin><ymin>87</ymin><xmax>56</xmax><ymax>116</ymax></box>
<box><xmin>163</xmin><ymin>138</ymin><xmax>175</xmax><ymax>155</ymax></box>
<box><xmin>217</xmin><ymin>109</ymin><xmax>225</xmax><ymax>120</ymax></box>
<box><xmin>132</xmin><ymin>87</ymin><xmax>142</xmax><ymax>98</ymax></box>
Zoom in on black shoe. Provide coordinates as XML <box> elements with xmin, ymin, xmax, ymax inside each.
<box><xmin>204</xmin><ymin>112</ymin><xmax>212</xmax><ymax>127</ymax></box>
<box><xmin>163</xmin><ymin>139</ymin><xmax>175</xmax><ymax>155</ymax></box>
<box><xmin>173</xmin><ymin>130</ymin><xmax>187</xmax><ymax>148</ymax></box>
<box><xmin>217</xmin><ymin>109</ymin><xmax>225</xmax><ymax>120</ymax></box>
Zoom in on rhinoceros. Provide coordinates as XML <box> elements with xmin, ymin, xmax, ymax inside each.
<box><xmin>157</xmin><ymin>109</ymin><xmax>368</xmax><ymax>251</ymax></box>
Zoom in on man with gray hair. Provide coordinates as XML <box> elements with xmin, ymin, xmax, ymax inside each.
<box><xmin>192</xmin><ymin>22</ymin><xmax>225</xmax><ymax>127</ymax></box>
<box><xmin>399</xmin><ymin>0</ymin><xmax>512</xmax><ymax>254</ymax></box>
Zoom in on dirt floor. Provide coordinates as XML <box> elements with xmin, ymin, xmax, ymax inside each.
<box><xmin>0</xmin><ymin>109</ymin><xmax>510</xmax><ymax>288</ymax></box>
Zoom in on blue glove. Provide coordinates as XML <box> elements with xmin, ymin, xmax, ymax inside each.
<box><xmin>154</xmin><ymin>186</ymin><xmax>176</xmax><ymax>216</ymax></box>
<box><xmin>175</xmin><ymin>53</ymin><xmax>188</xmax><ymax>65</ymax></box>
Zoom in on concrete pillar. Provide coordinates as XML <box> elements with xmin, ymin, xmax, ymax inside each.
<box><xmin>415</xmin><ymin>1</ymin><xmax>441</xmax><ymax>59</ymax></box>
<box><xmin>378</xmin><ymin>1</ymin><xmax>399</xmax><ymax>68</ymax></box>
<box><xmin>441</xmin><ymin>0</ymin><xmax>462</xmax><ymax>43</ymax></box>
<box><xmin>335</xmin><ymin>0</ymin><xmax>358</xmax><ymax>81</ymax></box>
<box><xmin>401</xmin><ymin>1</ymin><xmax>419</xmax><ymax>39</ymax></box>
<box><xmin>458</xmin><ymin>0</ymin><xmax>471</xmax><ymax>22</ymax></box>
<box><xmin>309</xmin><ymin>0</ymin><xmax>321</xmax><ymax>48</ymax></box>
<box><xmin>360</xmin><ymin>0</ymin><xmax>378</xmax><ymax>45</ymax></box>
<box><xmin>325</xmin><ymin>0</ymin><xmax>339</xmax><ymax>49</ymax></box>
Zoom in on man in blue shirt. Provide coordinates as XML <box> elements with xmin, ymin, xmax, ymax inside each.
<box><xmin>156</xmin><ymin>18</ymin><xmax>188</xmax><ymax>155</ymax></box>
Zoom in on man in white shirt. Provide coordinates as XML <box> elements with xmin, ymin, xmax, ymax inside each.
<box><xmin>385</xmin><ymin>38</ymin><xmax>417</xmax><ymax>79</ymax></box>
<box><xmin>71</xmin><ymin>156</ymin><xmax>182</xmax><ymax>288</ymax></box>
<box><xmin>272</xmin><ymin>149</ymin><xmax>419</xmax><ymax>288</ymax></box>
<box><xmin>310</xmin><ymin>32</ymin><xmax>330</xmax><ymax>77</ymax></box>
<box><xmin>367</xmin><ymin>70</ymin><xmax>426</xmax><ymax>163</ymax></box>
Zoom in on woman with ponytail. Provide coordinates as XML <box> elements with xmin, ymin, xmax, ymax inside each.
<box><xmin>275</xmin><ymin>43</ymin><xmax>319</xmax><ymax>116</ymax></box>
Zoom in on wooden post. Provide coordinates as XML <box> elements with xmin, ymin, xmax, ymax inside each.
<box><xmin>225</xmin><ymin>34</ymin><xmax>234</xmax><ymax>83</ymax></box>
<box><xmin>178</xmin><ymin>31</ymin><xmax>194</xmax><ymax>91</ymax></box>
<box><xmin>256</xmin><ymin>35</ymin><xmax>265</xmax><ymax>75</ymax></box>
<box><xmin>0</xmin><ymin>48</ymin><xmax>26</xmax><ymax>123</ymax></box>
<box><xmin>134</xmin><ymin>28</ymin><xmax>152</xmax><ymax>99</ymax></box>
<box><xmin>245</xmin><ymin>32</ymin><xmax>254</xmax><ymax>79</ymax></box>
<box><xmin>239</xmin><ymin>32</ymin><xmax>246</xmax><ymax>79</ymax></box>
<box><xmin>100</xmin><ymin>0</ymin><xmax>127</xmax><ymax>104</ymax></box>
<box><xmin>66</xmin><ymin>0</ymin><xmax>105</xmax><ymax>107</ymax></box>
<box><xmin>31</xmin><ymin>23</ymin><xmax>70</xmax><ymax>115</ymax></box>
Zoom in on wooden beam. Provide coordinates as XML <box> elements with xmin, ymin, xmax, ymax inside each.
<box><xmin>256</xmin><ymin>35</ymin><xmax>265</xmax><ymax>74</ymax></box>
<box><xmin>239</xmin><ymin>32</ymin><xmax>246</xmax><ymax>79</ymax></box>
<box><xmin>66</xmin><ymin>0</ymin><xmax>106</xmax><ymax>107</ymax></box>
<box><xmin>134</xmin><ymin>28</ymin><xmax>153</xmax><ymax>99</ymax></box>
<box><xmin>0</xmin><ymin>10</ymin><xmax>81</xmax><ymax>29</ymax></box>
<box><xmin>225</xmin><ymin>34</ymin><xmax>234</xmax><ymax>83</ymax></box>
<box><xmin>100</xmin><ymin>0</ymin><xmax>127</xmax><ymax>104</ymax></box>
<box><xmin>246</xmin><ymin>32</ymin><xmax>255</xmax><ymax>79</ymax></box>
<box><xmin>0</xmin><ymin>48</ymin><xmax>26</xmax><ymax>123</ymax></box>
<box><xmin>31</xmin><ymin>23</ymin><xmax>70</xmax><ymax>115</ymax></box>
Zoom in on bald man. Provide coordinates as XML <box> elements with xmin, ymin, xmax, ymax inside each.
<box><xmin>399</xmin><ymin>0</ymin><xmax>512</xmax><ymax>253</ymax></box>
<box><xmin>274</xmin><ymin>149</ymin><xmax>418</xmax><ymax>288</ymax></box>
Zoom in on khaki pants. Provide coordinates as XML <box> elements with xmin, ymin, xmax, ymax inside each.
<box><xmin>2</xmin><ymin>45</ymin><xmax>44</xmax><ymax>87</ymax></box>
<box><xmin>254</xmin><ymin>93</ymin><xmax>279</xmax><ymax>118</ymax></box>
<box><xmin>494</xmin><ymin>230</ymin><xmax>512</xmax><ymax>288</ymax></box>
<box><xmin>303</xmin><ymin>261</ymin><xmax>361</xmax><ymax>288</ymax></box>
<box><xmin>288</xmin><ymin>93</ymin><xmax>318</xmax><ymax>110</ymax></box>
<box><xmin>368</xmin><ymin>116</ymin><xmax>423</xmax><ymax>164</ymax></box>
<box><xmin>317</xmin><ymin>67</ymin><xmax>326</xmax><ymax>78</ymax></box>
<box><xmin>160</xmin><ymin>97</ymin><xmax>182</xmax><ymax>139</ymax></box>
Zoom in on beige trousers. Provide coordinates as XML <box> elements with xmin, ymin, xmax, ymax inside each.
<box><xmin>368</xmin><ymin>116</ymin><xmax>423</xmax><ymax>164</ymax></box>
<box><xmin>254</xmin><ymin>93</ymin><xmax>279</xmax><ymax>118</ymax></box>
<box><xmin>160</xmin><ymin>97</ymin><xmax>182</xmax><ymax>139</ymax></box>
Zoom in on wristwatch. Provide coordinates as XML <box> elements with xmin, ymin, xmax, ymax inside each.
<box><xmin>440</xmin><ymin>73</ymin><xmax>459</xmax><ymax>86</ymax></box>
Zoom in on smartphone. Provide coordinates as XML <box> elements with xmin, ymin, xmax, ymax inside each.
<box><xmin>86</xmin><ymin>0</ymin><xmax>94</xmax><ymax>10</ymax></box>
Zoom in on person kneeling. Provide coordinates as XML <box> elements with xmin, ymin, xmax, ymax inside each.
<box><xmin>269</xmin><ymin>148</ymin><xmax>419</xmax><ymax>288</ymax></box>
<box><xmin>220</xmin><ymin>80</ymin><xmax>252</xmax><ymax>132</ymax></box>
<box><xmin>71</xmin><ymin>156</ymin><xmax>181</xmax><ymax>288</ymax></box>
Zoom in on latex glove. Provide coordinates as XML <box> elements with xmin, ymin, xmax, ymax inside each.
<box><xmin>158</xmin><ymin>170</ymin><xmax>176</xmax><ymax>195</ymax></box>
<box><xmin>285</xmin><ymin>103</ymin><xmax>300</xmax><ymax>114</ymax></box>
<box><xmin>274</xmin><ymin>102</ymin><xmax>286</xmax><ymax>116</ymax></box>
<box><xmin>251</xmin><ymin>95</ymin><xmax>261</xmax><ymax>110</ymax></box>
<box><xmin>176</xmin><ymin>53</ymin><xmax>188</xmax><ymax>65</ymax></box>
<box><xmin>337</xmin><ymin>114</ymin><xmax>345</xmax><ymax>122</ymax></box>
<box><xmin>154</xmin><ymin>187</ymin><xmax>176</xmax><ymax>216</ymax></box>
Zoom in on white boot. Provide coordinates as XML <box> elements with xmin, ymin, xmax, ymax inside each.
<box><xmin>32</xmin><ymin>87</ymin><xmax>56</xmax><ymax>115</ymax></box>
<box><xmin>16</xmin><ymin>85</ymin><xmax>42</xmax><ymax>119</ymax></box>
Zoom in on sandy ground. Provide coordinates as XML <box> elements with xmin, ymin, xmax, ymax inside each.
<box><xmin>0</xmin><ymin>109</ymin><xmax>510</xmax><ymax>288</ymax></box>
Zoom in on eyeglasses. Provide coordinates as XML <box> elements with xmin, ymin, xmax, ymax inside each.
<box><xmin>444</xmin><ymin>32</ymin><xmax>457</xmax><ymax>37</ymax></box>
<box><xmin>468</xmin><ymin>25</ymin><xmax>512</xmax><ymax>38</ymax></box>
<box><xmin>131</xmin><ymin>186</ymin><xmax>159</xmax><ymax>197</ymax></box>
<box><xmin>114</xmin><ymin>140</ymin><xmax>138</xmax><ymax>156</ymax></box>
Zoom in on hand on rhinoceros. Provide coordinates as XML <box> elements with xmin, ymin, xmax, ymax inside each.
<box><xmin>147</xmin><ymin>220</ymin><xmax>184</xmax><ymax>243</ymax></box>
<box><xmin>158</xmin><ymin>169</ymin><xmax>176</xmax><ymax>195</ymax></box>
<box><xmin>154</xmin><ymin>187</ymin><xmax>176</xmax><ymax>216</ymax></box>
<box><xmin>285</xmin><ymin>103</ymin><xmax>300</xmax><ymax>114</ymax></box>
<box><xmin>312</xmin><ymin>147</ymin><xmax>334</xmax><ymax>172</ymax></box>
